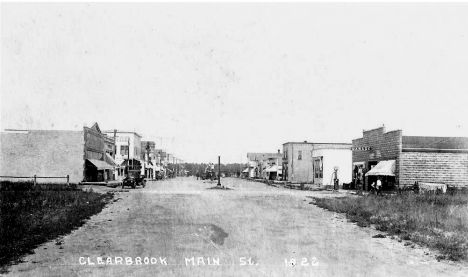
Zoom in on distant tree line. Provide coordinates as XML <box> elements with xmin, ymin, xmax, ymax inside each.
<box><xmin>183</xmin><ymin>163</ymin><xmax>246</xmax><ymax>176</ymax></box>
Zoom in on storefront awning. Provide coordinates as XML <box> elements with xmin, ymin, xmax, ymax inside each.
<box><xmin>366</xmin><ymin>160</ymin><xmax>395</xmax><ymax>176</ymax></box>
<box><xmin>242</xmin><ymin>168</ymin><xmax>249</xmax><ymax>173</ymax></box>
<box><xmin>87</xmin><ymin>159</ymin><xmax>114</xmax><ymax>170</ymax></box>
<box><xmin>121</xmin><ymin>159</ymin><xmax>141</xmax><ymax>167</ymax></box>
<box><xmin>105</xmin><ymin>153</ymin><xmax>117</xmax><ymax>166</ymax></box>
<box><xmin>265</xmin><ymin>165</ymin><xmax>278</xmax><ymax>172</ymax></box>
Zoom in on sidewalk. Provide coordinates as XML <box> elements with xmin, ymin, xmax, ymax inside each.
<box><xmin>80</xmin><ymin>180</ymin><xmax>122</xmax><ymax>188</ymax></box>
<box><xmin>245</xmin><ymin>177</ymin><xmax>360</xmax><ymax>195</ymax></box>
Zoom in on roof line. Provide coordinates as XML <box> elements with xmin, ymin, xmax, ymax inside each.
<box><xmin>103</xmin><ymin>130</ymin><xmax>142</xmax><ymax>137</ymax></box>
<box><xmin>283</xmin><ymin>142</ymin><xmax>351</xmax><ymax>145</ymax></box>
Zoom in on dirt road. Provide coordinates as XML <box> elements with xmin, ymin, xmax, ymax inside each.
<box><xmin>4</xmin><ymin>178</ymin><xmax>467</xmax><ymax>276</ymax></box>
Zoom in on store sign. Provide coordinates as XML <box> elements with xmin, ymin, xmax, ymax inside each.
<box><xmin>351</xmin><ymin>147</ymin><xmax>372</xmax><ymax>151</ymax></box>
<box><xmin>117</xmin><ymin>136</ymin><xmax>130</xmax><ymax>142</ymax></box>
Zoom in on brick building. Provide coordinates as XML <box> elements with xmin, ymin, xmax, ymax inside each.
<box><xmin>0</xmin><ymin>123</ymin><xmax>115</xmax><ymax>183</ymax></box>
<box><xmin>282</xmin><ymin>142</ymin><xmax>352</xmax><ymax>185</ymax></box>
<box><xmin>352</xmin><ymin>126</ymin><xmax>468</xmax><ymax>190</ymax></box>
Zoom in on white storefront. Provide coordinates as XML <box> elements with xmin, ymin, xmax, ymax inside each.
<box><xmin>104</xmin><ymin>130</ymin><xmax>142</xmax><ymax>180</ymax></box>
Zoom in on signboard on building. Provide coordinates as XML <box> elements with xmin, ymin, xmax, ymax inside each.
<box><xmin>351</xmin><ymin>147</ymin><xmax>372</xmax><ymax>151</ymax></box>
<box><xmin>117</xmin><ymin>136</ymin><xmax>130</xmax><ymax>142</ymax></box>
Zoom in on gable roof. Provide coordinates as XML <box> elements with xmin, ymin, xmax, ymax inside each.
<box><xmin>90</xmin><ymin>122</ymin><xmax>101</xmax><ymax>133</ymax></box>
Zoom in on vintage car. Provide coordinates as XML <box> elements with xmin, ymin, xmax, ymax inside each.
<box><xmin>122</xmin><ymin>170</ymin><xmax>146</xmax><ymax>189</ymax></box>
<box><xmin>155</xmin><ymin>170</ymin><xmax>164</xmax><ymax>180</ymax></box>
<box><xmin>200</xmin><ymin>171</ymin><xmax>215</xmax><ymax>181</ymax></box>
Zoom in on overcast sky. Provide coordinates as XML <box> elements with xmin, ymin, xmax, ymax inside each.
<box><xmin>1</xmin><ymin>3</ymin><xmax>468</xmax><ymax>163</ymax></box>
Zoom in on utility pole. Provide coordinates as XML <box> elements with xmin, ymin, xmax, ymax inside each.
<box><xmin>217</xmin><ymin>156</ymin><xmax>221</xmax><ymax>186</ymax></box>
<box><xmin>291</xmin><ymin>144</ymin><xmax>294</xmax><ymax>182</ymax></box>
<box><xmin>127</xmin><ymin>139</ymin><xmax>130</xmax><ymax>176</ymax></box>
<box><xmin>113</xmin><ymin>129</ymin><xmax>117</xmax><ymax>180</ymax></box>
<box><xmin>113</xmin><ymin>129</ymin><xmax>117</xmax><ymax>159</ymax></box>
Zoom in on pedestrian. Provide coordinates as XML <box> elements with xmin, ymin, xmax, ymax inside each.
<box><xmin>196</xmin><ymin>171</ymin><xmax>199</xmax><ymax>180</ymax></box>
<box><xmin>376</xmin><ymin>177</ymin><xmax>382</xmax><ymax>195</ymax></box>
<box><xmin>370</xmin><ymin>181</ymin><xmax>377</xmax><ymax>194</ymax></box>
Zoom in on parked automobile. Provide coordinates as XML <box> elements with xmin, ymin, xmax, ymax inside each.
<box><xmin>122</xmin><ymin>170</ymin><xmax>146</xmax><ymax>189</ymax></box>
<box><xmin>155</xmin><ymin>171</ymin><xmax>164</xmax><ymax>180</ymax></box>
<box><xmin>201</xmin><ymin>171</ymin><xmax>214</xmax><ymax>181</ymax></box>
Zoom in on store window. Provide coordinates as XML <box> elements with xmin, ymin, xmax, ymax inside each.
<box><xmin>121</xmin><ymin>145</ymin><xmax>129</xmax><ymax>155</ymax></box>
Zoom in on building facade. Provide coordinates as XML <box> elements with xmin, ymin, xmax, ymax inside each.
<box><xmin>246</xmin><ymin>152</ymin><xmax>282</xmax><ymax>179</ymax></box>
<box><xmin>141</xmin><ymin>141</ymin><xmax>156</xmax><ymax>178</ymax></box>
<box><xmin>282</xmin><ymin>141</ymin><xmax>352</xmax><ymax>185</ymax></box>
<box><xmin>352</xmin><ymin>126</ymin><xmax>468</xmax><ymax>190</ymax></box>
<box><xmin>1</xmin><ymin>123</ymin><xmax>115</xmax><ymax>183</ymax></box>
<box><xmin>310</xmin><ymin>144</ymin><xmax>352</xmax><ymax>186</ymax></box>
<box><xmin>282</xmin><ymin>142</ymin><xmax>314</xmax><ymax>183</ymax></box>
<box><xmin>83</xmin><ymin>123</ymin><xmax>116</xmax><ymax>182</ymax></box>
<box><xmin>104</xmin><ymin>130</ymin><xmax>142</xmax><ymax>179</ymax></box>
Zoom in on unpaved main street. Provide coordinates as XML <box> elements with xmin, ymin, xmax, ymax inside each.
<box><xmin>4</xmin><ymin>178</ymin><xmax>468</xmax><ymax>277</ymax></box>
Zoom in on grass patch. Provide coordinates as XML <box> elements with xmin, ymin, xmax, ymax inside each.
<box><xmin>312</xmin><ymin>191</ymin><xmax>468</xmax><ymax>261</ymax></box>
<box><xmin>0</xmin><ymin>181</ymin><xmax>114</xmax><ymax>270</ymax></box>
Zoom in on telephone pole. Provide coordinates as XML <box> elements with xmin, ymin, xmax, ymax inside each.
<box><xmin>217</xmin><ymin>156</ymin><xmax>221</xmax><ymax>186</ymax></box>
<box><xmin>127</xmin><ymin>139</ymin><xmax>130</xmax><ymax>175</ymax></box>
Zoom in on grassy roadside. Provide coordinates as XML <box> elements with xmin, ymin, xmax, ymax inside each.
<box><xmin>311</xmin><ymin>192</ymin><xmax>468</xmax><ymax>261</ymax></box>
<box><xmin>0</xmin><ymin>181</ymin><xmax>114</xmax><ymax>271</ymax></box>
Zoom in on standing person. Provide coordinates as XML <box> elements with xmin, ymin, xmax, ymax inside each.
<box><xmin>362</xmin><ymin>167</ymin><xmax>368</xmax><ymax>190</ymax></box>
<box><xmin>357</xmin><ymin>167</ymin><xmax>363</xmax><ymax>191</ymax></box>
<box><xmin>353</xmin><ymin>165</ymin><xmax>359</xmax><ymax>182</ymax></box>
<box><xmin>196</xmin><ymin>171</ymin><xmax>199</xmax><ymax>180</ymax></box>
<box><xmin>370</xmin><ymin>181</ymin><xmax>376</xmax><ymax>194</ymax></box>
<box><xmin>376</xmin><ymin>177</ymin><xmax>383</xmax><ymax>195</ymax></box>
